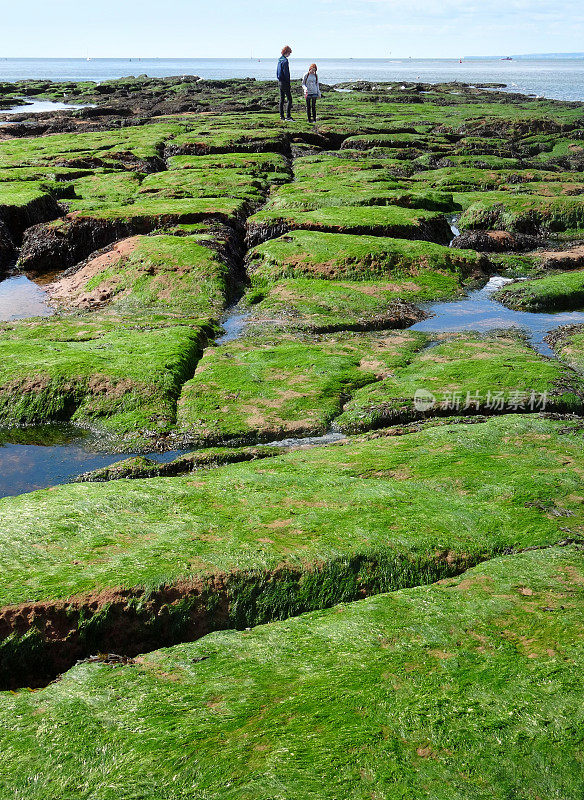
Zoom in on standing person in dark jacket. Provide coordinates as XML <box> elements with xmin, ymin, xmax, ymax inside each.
<box><xmin>277</xmin><ymin>46</ymin><xmax>293</xmax><ymax>121</ymax></box>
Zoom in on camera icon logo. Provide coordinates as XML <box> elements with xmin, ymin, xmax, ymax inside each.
<box><xmin>414</xmin><ymin>389</ymin><xmax>436</xmax><ymax>412</ymax></box>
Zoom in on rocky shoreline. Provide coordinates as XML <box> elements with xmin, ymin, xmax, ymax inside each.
<box><xmin>0</xmin><ymin>77</ymin><xmax>583</xmax><ymax>798</ymax></box>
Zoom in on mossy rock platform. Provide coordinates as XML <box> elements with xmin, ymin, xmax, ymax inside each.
<box><xmin>1</xmin><ymin>414</ymin><xmax>584</xmax><ymax>690</ymax></box>
<box><xmin>495</xmin><ymin>269</ymin><xmax>584</xmax><ymax>312</ymax></box>
<box><xmin>0</xmin><ymin>76</ymin><xmax>584</xmax><ymax>795</ymax></box>
<box><xmin>1</xmin><ymin>546</ymin><xmax>582</xmax><ymax>798</ymax></box>
<box><xmin>336</xmin><ymin>331</ymin><xmax>584</xmax><ymax>432</ymax></box>
<box><xmin>176</xmin><ymin>330</ymin><xmax>426</xmax><ymax>444</ymax></box>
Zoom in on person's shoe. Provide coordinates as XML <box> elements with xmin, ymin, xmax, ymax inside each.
<box><xmin>280</xmin><ymin>116</ymin><xmax>285</xmax><ymax>121</ymax></box>
<box><xmin>286</xmin><ymin>116</ymin><xmax>294</xmax><ymax>121</ymax></box>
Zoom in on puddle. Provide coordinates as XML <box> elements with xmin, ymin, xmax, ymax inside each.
<box><xmin>216</xmin><ymin>308</ymin><xmax>251</xmax><ymax>343</ymax></box>
<box><xmin>0</xmin><ymin>99</ymin><xmax>93</xmax><ymax>117</ymax></box>
<box><xmin>0</xmin><ymin>274</ymin><xmax>55</xmax><ymax>320</ymax></box>
<box><xmin>412</xmin><ymin>275</ymin><xmax>584</xmax><ymax>357</ymax></box>
<box><xmin>265</xmin><ymin>431</ymin><xmax>347</xmax><ymax>448</ymax></box>
<box><xmin>0</xmin><ymin>425</ymin><xmax>187</xmax><ymax>498</ymax></box>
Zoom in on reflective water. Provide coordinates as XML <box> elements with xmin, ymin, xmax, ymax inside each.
<box><xmin>412</xmin><ymin>276</ymin><xmax>584</xmax><ymax>357</ymax></box>
<box><xmin>1</xmin><ymin>99</ymin><xmax>87</xmax><ymax>115</ymax></box>
<box><xmin>0</xmin><ymin>58</ymin><xmax>582</xmax><ymax>101</ymax></box>
<box><xmin>216</xmin><ymin>308</ymin><xmax>251</xmax><ymax>344</ymax></box>
<box><xmin>447</xmin><ymin>215</ymin><xmax>461</xmax><ymax>244</ymax></box>
<box><xmin>0</xmin><ymin>274</ymin><xmax>54</xmax><ymax>320</ymax></box>
<box><xmin>0</xmin><ymin>425</ymin><xmax>187</xmax><ymax>497</ymax></box>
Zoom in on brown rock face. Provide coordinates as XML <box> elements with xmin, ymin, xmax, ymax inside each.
<box><xmin>539</xmin><ymin>245</ymin><xmax>584</xmax><ymax>271</ymax></box>
<box><xmin>451</xmin><ymin>229</ymin><xmax>544</xmax><ymax>252</ymax></box>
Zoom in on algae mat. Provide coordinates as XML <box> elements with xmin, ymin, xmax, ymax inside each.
<box><xmin>0</xmin><ymin>547</ymin><xmax>582</xmax><ymax>799</ymax></box>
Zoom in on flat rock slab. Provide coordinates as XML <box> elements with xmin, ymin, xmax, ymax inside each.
<box><xmin>495</xmin><ymin>269</ymin><xmax>584</xmax><ymax>312</ymax></box>
<box><xmin>546</xmin><ymin>324</ymin><xmax>584</xmax><ymax>372</ymax></box>
<box><xmin>456</xmin><ymin>192</ymin><xmax>584</xmax><ymax>236</ymax></box>
<box><xmin>1</xmin><ymin>546</ymin><xmax>581</xmax><ymax>797</ymax></box>
<box><xmin>247</xmin><ymin>229</ymin><xmax>485</xmax><ymax>282</ymax></box>
<box><xmin>246</xmin><ymin>204</ymin><xmax>452</xmax><ymax>246</ymax></box>
<box><xmin>45</xmin><ymin>233</ymin><xmax>231</xmax><ymax>318</ymax></box>
<box><xmin>0</xmin><ymin>415</ymin><xmax>582</xmax><ymax>611</ymax></box>
<box><xmin>176</xmin><ymin>330</ymin><xmax>426</xmax><ymax>445</ymax></box>
<box><xmin>336</xmin><ymin>331</ymin><xmax>584</xmax><ymax>432</ymax></box>
<box><xmin>0</xmin><ymin>317</ymin><xmax>211</xmax><ymax>443</ymax></box>
<box><xmin>242</xmin><ymin>277</ymin><xmax>438</xmax><ymax>332</ymax></box>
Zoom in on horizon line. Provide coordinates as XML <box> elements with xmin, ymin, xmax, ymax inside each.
<box><xmin>0</xmin><ymin>53</ymin><xmax>583</xmax><ymax>61</ymax></box>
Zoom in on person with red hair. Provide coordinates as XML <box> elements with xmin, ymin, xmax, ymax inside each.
<box><xmin>277</xmin><ymin>46</ymin><xmax>293</xmax><ymax>121</ymax></box>
<box><xmin>302</xmin><ymin>63</ymin><xmax>321</xmax><ymax>123</ymax></box>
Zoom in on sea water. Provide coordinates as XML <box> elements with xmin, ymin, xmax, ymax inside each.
<box><xmin>0</xmin><ymin>57</ymin><xmax>582</xmax><ymax>101</ymax></box>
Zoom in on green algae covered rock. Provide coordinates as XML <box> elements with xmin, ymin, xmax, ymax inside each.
<box><xmin>176</xmin><ymin>330</ymin><xmax>426</xmax><ymax>444</ymax></box>
<box><xmin>247</xmin><ymin>230</ymin><xmax>485</xmax><ymax>282</ymax></box>
<box><xmin>495</xmin><ymin>269</ymin><xmax>584</xmax><ymax>312</ymax></box>
<box><xmin>1</xmin><ymin>546</ymin><xmax>582</xmax><ymax>798</ymax></box>
<box><xmin>546</xmin><ymin>324</ymin><xmax>584</xmax><ymax>372</ymax></box>
<box><xmin>457</xmin><ymin>192</ymin><xmax>584</xmax><ymax>235</ymax></box>
<box><xmin>336</xmin><ymin>332</ymin><xmax>584</xmax><ymax>432</ymax></box>
<box><xmin>76</xmin><ymin>445</ymin><xmax>280</xmax><ymax>482</ymax></box>
<box><xmin>0</xmin><ymin>414</ymin><xmax>582</xmax><ymax>608</ymax></box>
<box><xmin>46</xmin><ymin>233</ymin><xmax>233</xmax><ymax>319</ymax></box>
<box><xmin>0</xmin><ymin>317</ymin><xmax>211</xmax><ymax>442</ymax></box>
<box><xmin>246</xmin><ymin>204</ymin><xmax>452</xmax><ymax>245</ymax></box>
<box><xmin>0</xmin><ymin>414</ymin><xmax>583</xmax><ymax>684</ymax></box>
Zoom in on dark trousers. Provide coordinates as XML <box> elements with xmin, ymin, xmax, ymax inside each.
<box><xmin>279</xmin><ymin>82</ymin><xmax>293</xmax><ymax>118</ymax></box>
<box><xmin>306</xmin><ymin>96</ymin><xmax>317</xmax><ymax>121</ymax></box>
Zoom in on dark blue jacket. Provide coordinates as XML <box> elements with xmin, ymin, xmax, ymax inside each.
<box><xmin>277</xmin><ymin>55</ymin><xmax>290</xmax><ymax>84</ymax></box>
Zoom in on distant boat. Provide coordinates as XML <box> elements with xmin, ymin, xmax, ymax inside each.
<box><xmin>501</xmin><ymin>57</ymin><xmax>513</xmax><ymax>61</ymax></box>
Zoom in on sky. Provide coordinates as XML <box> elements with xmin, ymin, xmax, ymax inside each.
<box><xmin>0</xmin><ymin>0</ymin><xmax>583</xmax><ymax>59</ymax></box>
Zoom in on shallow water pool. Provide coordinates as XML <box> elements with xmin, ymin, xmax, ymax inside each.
<box><xmin>0</xmin><ymin>274</ymin><xmax>55</xmax><ymax>321</ymax></box>
<box><xmin>412</xmin><ymin>276</ymin><xmax>584</xmax><ymax>357</ymax></box>
<box><xmin>0</xmin><ymin>425</ymin><xmax>187</xmax><ymax>497</ymax></box>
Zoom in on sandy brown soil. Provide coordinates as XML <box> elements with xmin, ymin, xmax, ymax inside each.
<box><xmin>45</xmin><ymin>236</ymin><xmax>141</xmax><ymax>309</ymax></box>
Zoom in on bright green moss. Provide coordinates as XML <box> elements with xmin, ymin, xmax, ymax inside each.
<box><xmin>246</xmin><ymin>204</ymin><xmax>451</xmax><ymax>244</ymax></box>
<box><xmin>166</xmin><ymin>151</ymin><xmax>291</xmax><ymax>178</ymax></box>
<box><xmin>247</xmin><ymin>230</ymin><xmax>484</xmax><ymax>282</ymax></box>
<box><xmin>242</xmin><ymin>274</ymin><xmax>461</xmax><ymax>331</ymax></box>
<box><xmin>78</xmin><ymin>195</ymin><xmax>249</xmax><ymax>225</ymax></box>
<box><xmin>456</xmin><ymin>193</ymin><xmax>584</xmax><ymax>233</ymax></box>
<box><xmin>53</xmin><ymin>234</ymin><xmax>231</xmax><ymax>319</ymax></box>
<box><xmin>169</xmin><ymin>126</ymin><xmax>289</xmax><ymax>154</ymax></box>
<box><xmin>495</xmin><ymin>270</ymin><xmax>584</xmax><ymax>311</ymax></box>
<box><xmin>138</xmin><ymin>167</ymin><xmax>269</xmax><ymax>204</ymax></box>
<box><xmin>0</xmin><ymin>547</ymin><xmax>582</xmax><ymax>798</ymax></box>
<box><xmin>0</xmin><ymin>123</ymin><xmax>186</xmax><ymax>168</ymax></box>
<box><xmin>64</xmin><ymin>171</ymin><xmax>143</xmax><ymax>212</ymax></box>
<box><xmin>0</xmin><ymin>317</ymin><xmax>211</xmax><ymax>439</ymax></box>
<box><xmin>177</xmin><ymin>330</ymin><xmax>426</xmax><ymax>443</ymax></box>
<box><xmin>0</xmin><ymin>415</ymin><xmax>582</xmax><ymax>606</ymax></box>
<box><xmin>336</xmin><ymin>332</ymin><xmax>584</xmax><ymax>432</ymax></box>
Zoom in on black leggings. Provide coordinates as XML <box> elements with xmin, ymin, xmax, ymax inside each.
<box><xmin>279</xmin><ymin>82</ymin><xmax>293</xmax><ymax>118</ymax></box>
<box><xmin>306</xmin><ymin>96</ymin><xmax>317</xmax><ymax>120</ymax></box>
